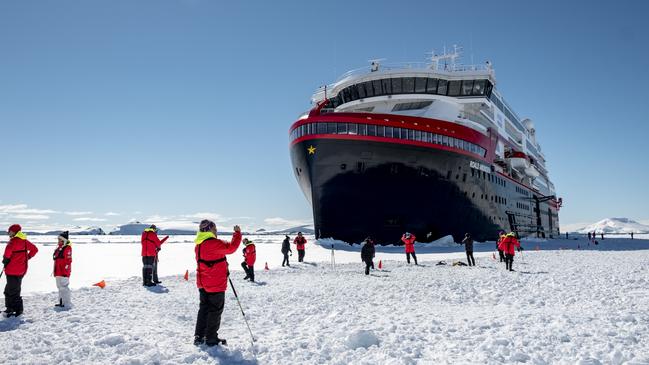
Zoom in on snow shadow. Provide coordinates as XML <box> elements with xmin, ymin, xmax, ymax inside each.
<box><xmin>145</xmin><ymin>285</ymin><xmax>170</xmax><ymax>294</ymax></box>
<box><xmin>0</xmin><ymin>317</ymin><xmax>24</xmax><ymax>332</ymax></box>
<box><xmin>204</xmin><ymin>347</ymin><xmax>258</xmax><ymax>365</ymax></box>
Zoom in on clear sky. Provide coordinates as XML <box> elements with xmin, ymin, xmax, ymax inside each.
<box><xmin>1</xmin><ymin>0</ymin><xmax>648</xmax><ymax>232</ymax></box>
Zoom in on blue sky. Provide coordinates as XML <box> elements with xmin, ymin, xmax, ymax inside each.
<box><xmin>1</xmin><ymin>0</ymin><xmax>648</xmax><ymax>232</ymax></box>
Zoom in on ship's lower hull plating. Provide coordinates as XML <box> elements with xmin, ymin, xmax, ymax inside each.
<box><xmin>291</xmin><ymin>138</ymin><xmax>559</xmax><ymax>244</ymax></box>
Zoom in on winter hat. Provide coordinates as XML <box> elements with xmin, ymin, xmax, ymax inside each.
<box><xmin>199</xmin><ymin>219</ymin><xmax>216</xmax><ymax>232</ymax></box>
<box><xmin>59</xmin><ymin>231</ymin><xmax>69</xmax><ymax>240</ymax></box>
<box><xmin>8</xmin><ymin>224</ymin><xmax>21</xmax><ymax>234</ymax></box>
<box><xmin>149</xmin><ymin>224</ymin><xmax>157</xmax><ymax>231</ymax></box>
<box><xmin>243</xmin><ymin>238</ymin><xmax>252</xmax><ymax>246</ymax></box>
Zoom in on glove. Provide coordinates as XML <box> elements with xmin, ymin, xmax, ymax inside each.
<box><xmin>290</xmin><ymin>253</ymin><xmax>293</xmax><ymax>256</ymax></box>
<box><xmin>156</xmin><ymin>248</ymin><xmax>161</xmax><ymax>252</ymax></box>
<box><xmin>2</xmin><ymin>257</ymin><xmax>9</xmax><ymax>266</ymax></box>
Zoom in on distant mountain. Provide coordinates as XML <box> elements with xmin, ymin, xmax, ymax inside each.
<box><xmin>26</xmin><ymin>226</ymin><xmax>105</xmax><ymax>235</ymax></box>
<box><xmin>254</xmin><ymin>225</ymin><xmax>315</xmax><ymax>235</ymax></box>
<box><xmin>576</xmin><ymin>218</ymin><xmax>649</xmax><ymax>234</ymax></box>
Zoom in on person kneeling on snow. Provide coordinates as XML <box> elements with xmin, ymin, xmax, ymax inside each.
<box><xmin>194</xmin><ymin>220</ymin><xmax>242</xmax><ymax>346</ymax></box>
<box><xmin>361</xmin><ymin>237</ymin><xmax>375</xmax><ymax>275</ymax></box>
<box><xmin>3</xmin><ymin>224</ymin><xmax>38</xmax><ymax>317</ymax></box>
<box><xmin>53</xmin><ymin>231</ymin><xmax>73</xmax><ymax>309</ymax></box>
<box><xmin>401</xmin><ymin>232</ymin><xmax>418</xmax><ymax>265</ymax></box>
<box><xmin>499</xmin><ymin>232</ymin><xmax>521</xmax><ymax>271</ymax></box>
<box><xmin>241</xmin><ymin>238</ymin><xmax>256</xmax><ymax>282</ymax></box>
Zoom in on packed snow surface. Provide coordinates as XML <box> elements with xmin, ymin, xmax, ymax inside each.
<box><xmin>2</xmin><ymin>235</ymin><xmax>649</xmax><ymax>364</ymax></box>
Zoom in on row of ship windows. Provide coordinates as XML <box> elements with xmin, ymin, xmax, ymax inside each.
<box><xmin>515</xmin><ymin>186</ymin><xmax>530</xmax><ymax>196</ymax></box>
<box><xmin>329</xmin><ymin>77</ymin><xmax>494</xmax><ymax>108</ymax></box>
<box><xmin>516</xmin><ymin>202</ymin><xmax>531</xmax><ymax>211</ymax></box>
<box><xmin>470</xmin><ymin>168</ymin><xmax>507</xmax><ymax>187</ymax></box>
<box><xmin>290</xmin><ymin>122</ymin><xmax>487</xmax><ymax>157</ymax></box>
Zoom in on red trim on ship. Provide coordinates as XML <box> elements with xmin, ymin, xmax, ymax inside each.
<box><xmin>292</xmin><ymin>134</ymin><xmax>489</xmax><ymax>162</ymax></box>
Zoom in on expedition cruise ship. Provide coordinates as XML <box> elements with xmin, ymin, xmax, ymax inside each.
<box><xmin>289</xmin><ymin>47</ymin><xmax>561</xmax><ymax>243</ymax></box>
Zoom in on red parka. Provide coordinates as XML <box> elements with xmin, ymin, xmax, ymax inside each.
<box><xmin>141</xmin><ymin>229</ymin><xmax>168</xmax><ymax>257</ymax></box>
<box><xmin>3</xmin><ymin>232</ymin><xmax>38</xmax><ymax>276</ymax></box>
<box><xmin>195</xmin><ymin>231</ymin><xmax>242</xmax><ymax>293</ymax></box>
<box><xmin>499</xmin><ymin>235</ymin><xmax>521</xmax><ymax>256</ymax></box>
<box><xmin>401</xmin><ymin>234</ymin><xmax>416</xmax><ymax>253</ymax></box>
<box><xmin>243</xmin><ymin>243</ymin><xmax>256</xmax><ymax>266</ymax></box>
<box><xmin>53</xmin><ymin>243</ymin><xmax>72</xmax><ymax>277</ymax></box>
<box><xmin>294</xmin><ymin>236</ymin><xmax>307</xmax><ymax>250</ymax></box>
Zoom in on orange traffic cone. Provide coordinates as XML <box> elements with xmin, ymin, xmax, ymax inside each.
<box><xmin>93</xmin><ymin>280</ymin><xmax>106</xmax><ymax>289</ymax></box>
<box><xmin>264</xmin><ymin>262</ymin><xmax>269</xmax><ymax>271</ymax></box>
<box><xmin>492</xmin><ymin>252</ymin><xmax>496</xmax><ymax>260</ymax></box>
<box><xmin>184</xmin><ymin>270</ymin><xmax>189</xmax><ymax>281</ymax></box>
<box><xmin>378</xmin><ymin>260</ymin><xmax>383</xmax><ymax>269</ymax></box>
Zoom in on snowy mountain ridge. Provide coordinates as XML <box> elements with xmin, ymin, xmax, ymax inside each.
<box><xmin>576</xmin><ymin>217</ymin><xmax>649</xmax><ymax>234</ymax></box>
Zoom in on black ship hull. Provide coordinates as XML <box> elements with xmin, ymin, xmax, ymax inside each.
<box><xmin>291</xmin><ymin>135</ymin><xmax>559</xmax><ymax>244</ymax></box>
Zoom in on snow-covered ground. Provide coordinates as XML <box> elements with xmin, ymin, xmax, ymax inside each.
<box><xmin>2</xmin><ymin>235</ymin><xmax>649</xmax><ymax>364</ymax></box>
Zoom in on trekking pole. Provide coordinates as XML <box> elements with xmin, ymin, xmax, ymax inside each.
<box><xmin>331</xmin><ymin>244</ymin><xmax>335</xmax><ymax>269</ymax></box>
<box><xmin>0</xmin><ymin>268</ymin><xmax>4</xmax><ymax>279</ymax></box>
<box><xmin>228</xmin><ymin>277</ymin><xmax>256</xmax><ymax>348</ymax></box>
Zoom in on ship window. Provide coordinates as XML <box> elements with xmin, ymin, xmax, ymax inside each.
<box><xmin>306</xmin><ymin>123</ymin><xmax>312</xmax><ymax>135</ymax></box>
<box><xmin>394</xmin><ymin>128</ymin><xmax>402</xmax><ymax>139</ymax></box>
<box><xmin>385</xmin><ymin>126</ymin><xmax>393</xmax><ymax>138</ymax></box>
<box><xmin>376</xmin><ymin>125</ymin><xmax>385</xmax><ymax>137</ymax></box>
<box><xmin>392</xmin><ymin>100</ymin><xmax>433</xmax><ymax>111</ymax></box>
<box><xmin>485</xmin><ymin>81</ymin><xmax>494</xmax><ymax>97</ymax></box>
<box><xmin>327</xmin><ymin>123</ymin><xmax>337</xmax><ymax>134</ymax></box>
<box><xmin>373</xmin><ymin>79</ymin><xmax>383</xmax><ymax>96</ymax></box>
<box><xmin>364</xmin><ymin>81</ymin><xmax>374</xmax><ymax>98</ymax></box>
<box><xmin>391</xmin><ymin>78</ymin><xmax>403</xmax><ymax>94</ymax></box>
<box><xmin>348</xmin><ymin>123</ymin><xmax>358</xmax><ymax>135</ymax></box>
<box><xmin>442</xmin><ymin>135</ymin><xmax>449</xmax><ymax>146</ymax></box>
<box><xmin>318</xmin><ymin>123</ymin><xmax>327</xmax><ymax>134</ymax></box>
<box><xmin>408</xmin><ymin>129</ymin><xmax>415</xmax><ymax>140</ymax></box>
<box><xmin>350</xmin><ymin>86</ymin><xmax>359</xmax><ymax>101</ymax></box>
<box><xmin>414</xmin><ymin>130</ymin><xmax>421</xmax><ymax>141</ymax></box>
<box><xmin>461</xmin><ymin>80</ymin><xmax>474</xmax><ymax>96</ymax></box>
<box><xmin>448</xmin><ymin>80</ymin><xmax>461</xmax><ymax>96</ymax></box>
<box><xmin>357</xmin><ymin>84</ymin><xmax>366</xmax><ymax>99</ymax></box>
<box><xmin>462</xmin><ymin>173</ymin><xmax>467</xmax><ymax>182</ymax></box>
<box><xmin>473</xmin><ymin>80</ymin><xmax>486</xmax><ymax>96</ymax></box>
<box><xmin>437</xmin><ymin>79</ymin><xmax>448</xmax><ymax>95</ymax></box>
<box><xmin>403</xmin><ymin>77</ymin><xmax>415</xmax><ymax>93</ymax></box>
<box><xmin>342</xmin><ymin>87</ymin><xmax>351</xmax><ymax>103</ymax></box>
<box><xmin>426</xmin><ymin>132</ymin><xmax>433</xmax><ymax>143</ymax></box>
<box><xmin>381</xmin><ymin>79</ymin><xmax>392</xmax><ymax>94</ymax></box>
<box><xmin>427</xmin><ymin>78</ymin><xmax>438</xmax><ymax>94</ymax></box>
<box><xmin>340</xmin><ymin>163</ymin><xmax>346</xmax><ymax>170</ymax></box>
<box><xmin>355</xmin><ymin>124</ymin><xmax>365</xmax><ymax>135</ymax></box>
<box><xmin>337</xmin><ymin>123</ymin><xmax>348</xmax><ymax>134</ymax></box>
<box><xmin>415</xmin><ymin>77</ymin><xmax>427</xmax><ymax>93</ymax></box>
<box><xmin>367</xmin><ymin>124</ymin><xmax>376</xmax><ymax>136</ymax></box>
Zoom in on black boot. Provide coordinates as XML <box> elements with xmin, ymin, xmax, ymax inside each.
<box><xmin>193</xmin><ymin>336</ymin><xmax>205</xmax><ymax>346</ymax></box>
<box><xmin>55</xmin><ymin>299</ymin><xmax>64</xmax><ymax>308</ymax></box>
<box><xmin>206</xmin><ymin>336</ymin><xmax>226</xmax><ymax>346</ymax></box>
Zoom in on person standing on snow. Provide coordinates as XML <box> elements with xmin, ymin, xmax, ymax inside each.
<box><xmin>499</xmin><ymin>232</ymin><xmax>521</xmax><ymax>271</ymax></box>
<box><xmin>241</xmin><ymin>238</ymin><xmax>256</xmax><ymax>282</ymax></box>
<box><xmin>281</xmin><ymin>235</ymin><xmax>292</xmax><ymax>267</ymax></box>
<box><xmin>460</xmin><ymin>233</ymin><xmax>475</xmax><ymax>266</ymax></box>
<box><xmin>53</xmin><ymin>231</ymin><xmax>73</xmax><ymax>309</ymax></box>
<box><xmin>496</xmin><ymin>231</ymin><xmax>506</xmax><ymax>263</ymax></box>
<box><xmin>401</xmin><ymin>232</ymin><xmax>418</xmax><ymax>265</ymax></box>
<box><xmin>361</xmin><ymin>237</ymin><xmax>376</xmax><ymax>275</ymax></box>
<box><xmin>141</xmin><ymin>225</ymin><xmax>168</xmax><ymax>286</ymax></box>
<box><xmin>3</xmin><ymin>224</ymin><xmax>38</xmax><ymax>317</ymax></box>
<box><xmin>194</xmin><ymin>220</ymin><xmax>242</xmax><ymax>346</ymax></box>
<box><xmin>294</xmin><ymin>232</ymin><xmax>307</xmax><ymax>262</ymax></box>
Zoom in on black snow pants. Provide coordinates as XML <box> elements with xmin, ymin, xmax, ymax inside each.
<box><xmin>505</xmin><ymin>254</ymin><xmax>515</xmax><ymax>271</ymax></box>
<box><xmin>241</xmin><ymin>262</ymin><xmax>255</xmax><ymax>282</ymax></box>
<box><xmin>466</xmin><ymin>251</ymin><xmax>475</xmax><ymax>266</ymax></box>
<box><xmin>364</xmin><ymin>260</ymin><xmax>374</xmax><ymax>275</ymax></box>
<box><xmin>297</xmin><ymin>249</ymin><xmax>305</xmax><ymax>262</ymax></box>
<box><xmin>498</xmin><ymin>250</ymin><xmax>505</xmax><ymax>262</ymax></box>
<box><xmin>406</xmin><ymin>252</ymin><xmax>418</xmax><ymax>265</ymax></box>
<box><xmin>282</xmin><ymin>253</ymin><xmax>290</xmax><ymax>266</ymax></box>
<box><xmin>194</xmin><ymin>290</ymin><xmax>225</xmax><ymax>343</ymax></box>
<box><xmin>3</xmin><ymin>275</ymin><xmax>23</xmax><ymax>314</ymax></box>
<box><xmin>142</xmin><ymin>256</ymin><xmax>155</xmax><ymax>285</ymax></box>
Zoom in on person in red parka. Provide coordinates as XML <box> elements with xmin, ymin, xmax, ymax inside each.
<box><xmin>141</xmin><ymin>225</ymin><xmax>169</xmax><ymax>287</ymax></box>
<box><xmin>241</xmin><ymin>238</ymin><xmax>256</xmax><ymax>282</ymax></box>
<box><xmin>294</xmin><ymin>232</ymin><xmax>307</xmax><ymax>262</ymax></box>
<box><xmin>401</xmin><ymin>232</ymin><xmax>418</xmax><ymax>265</ymax></box>
<box><xmin>53</xmin><ymin>231</ymin><xmax>73</xmax><ymax>309</ymax></box>
<box><xmin>499</xmin><ymin>232</ymin><xmax>521</xmax><ymax>271</ymax></box>
<box><xmin>3</xmin><ymin>224</ymin><xmax>38</xmax><ymax>317</ymax></box>
<box><xmin>193</xmin><ymin>219</ymin><xmax>242</xmax><ymax>347</ymax></box>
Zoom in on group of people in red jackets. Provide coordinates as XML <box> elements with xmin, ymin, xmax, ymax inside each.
<box><xmin>497</xmin><ymin>231</ymin><xmax>522</xmax><ymax>271</ymax></box>
<box><xmin>2</xmin><ymin>224</ymin><xmax>73</xmax><ymax>317</ymax></box>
